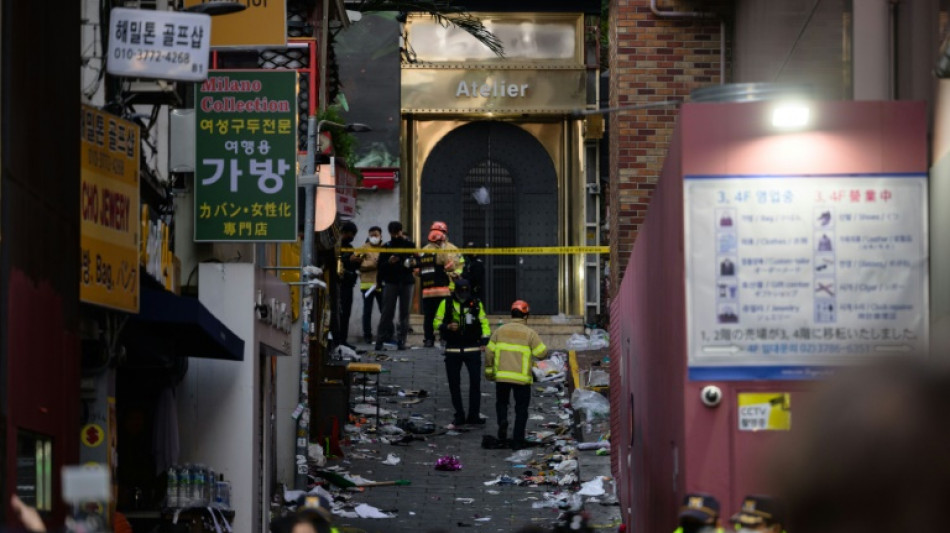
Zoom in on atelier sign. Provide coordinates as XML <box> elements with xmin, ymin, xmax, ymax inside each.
<box><xmin>402</xmin><ymin>68</ymin><xmax>586</xmax><ymax>113</ymax></box>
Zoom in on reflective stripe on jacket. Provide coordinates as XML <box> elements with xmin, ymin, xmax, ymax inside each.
<box><xmin>434</xmin><ymin>297</ymin><xmax>490</xmax><ymax>350</ymax></box>
<box><xmin>485</xmin><ymin>321</ymin><xmax>546</xmax><ymax>384</ymax></box>
<box><xmin>420</xmin><ymin>241</ymin><xmax>462</xmax><ymax>297</ymax></box>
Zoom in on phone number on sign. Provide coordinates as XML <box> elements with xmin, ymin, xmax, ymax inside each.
<box><xmin>114</xmin><ymin>48</ymin><xmax>194</xmax><ymax>66</ymax></box>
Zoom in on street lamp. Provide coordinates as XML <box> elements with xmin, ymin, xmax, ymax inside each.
<box><xmin>181</xmin><ymin>1</ymin><xmax>247</xmax><ymax>16</ymax></box>
<box><xmin>295</xmin><ymin>117</ymin><xmax>371</xmax><ymax>490</ymax></box>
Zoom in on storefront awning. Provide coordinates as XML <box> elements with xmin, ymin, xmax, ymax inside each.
<box><xmin>126</xmin><ymin>286</ymin><xmax>245</xmax><ymax>361</ymax></box>
<box><xmin>361</xmin><ymin>168</ymin><xmax>397</xmax><ymax>190</ymax></box>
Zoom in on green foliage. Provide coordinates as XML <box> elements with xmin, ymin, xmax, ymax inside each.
<box><xmin>352</xmin><ymin>0</ymin><xmax>504</xmax><ymax>56</ymax></box>
<box><xmin>315</xmin><ymin>106</ymin><xmax>362</xmax><ymax>180</ymax></box>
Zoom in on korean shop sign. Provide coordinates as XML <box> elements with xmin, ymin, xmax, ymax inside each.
<box><xmin>195</xmin><ymin>71</ymin><xmax>297</xmax><ymax>242</ymax></box>
<box><xmin>183</xmin><ymin>0</ymin><xmax>286</xmax><ymax>48</ymax></box>
<box><xmin>80</xmin><ymin>105</ymin><xmax>141</xmax><ymax>313</ymax></box>
<box><xmin>107</xmin><ymin>8</ymin><xmax>211</xmax><ymax>82</ymax></box>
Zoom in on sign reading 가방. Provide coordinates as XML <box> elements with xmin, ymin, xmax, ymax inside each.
<box><xmin>194</xmin><ymin>71</ymin><xmax>297</xmax><ymax>242</ymax></box>
<box><xmin>106</xmin><ymin>8</ymin><xmax>211</xmax><ymax>81</ymax></box>
<box><xmin>685</xmin><ymin>175</ymin><xmax>928</xmax><ymax>381</ymax></box>
<box><xmin>80</xmin><ymin>105</ymin><xmax>141</xmax><ymax>313</ymax></box>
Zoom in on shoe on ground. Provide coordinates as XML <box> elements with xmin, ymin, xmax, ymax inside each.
<box><xmin>451</xmin><ymin>416</ymin><xmax>466</xmax><ymax>427</ymax></box>
<box><xmin>374</xmin><ymin>343</ymin><xmax>383</xmax><ymax>351</ymax></box>
<box><xmin>466</xmin><ymin>417</ymin><xmax>487</xmax><ymax>425</ymax></box>
<box><xmin>397</xmin><ymin>343</ymin><xmax>408</xmax><ymax>350</ymax></box>
<box><xmin>363</xmin><ymin>335</ymin><xmax>373</xmax><ymax>343</ymax></box>
<box><xmin>423</xmin><ymin>339</ymin><xmax>435</xmax><ymax>348</ymax></box>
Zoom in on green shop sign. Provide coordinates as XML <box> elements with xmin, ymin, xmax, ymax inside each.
<box><xmin>195</xmin><ymin>70</ymin><xmax>297</xmax><ymax>242</ymax></box>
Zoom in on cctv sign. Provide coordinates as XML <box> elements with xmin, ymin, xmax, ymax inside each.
<box><xmin>107</xmin><ymin>8</ymin><xmax>211</xmax><ymax>82</ymax></box>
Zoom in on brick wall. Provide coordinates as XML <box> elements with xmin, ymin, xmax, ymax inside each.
<box><xmin>608</xmin><ymin>0</ymin><xmax>725</xmax><ymax>296</ymax></box>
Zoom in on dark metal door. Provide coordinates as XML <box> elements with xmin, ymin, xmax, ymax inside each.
<box><xmin>421</xmin><ymin>121</ymin><xmax>558</xmax><ymax>314</ymax></box>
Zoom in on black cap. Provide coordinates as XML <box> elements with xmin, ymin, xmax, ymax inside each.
<box><xmin>679</xmin><ymin>493</ymin><xmax>720</xmax><ymax>524</ymax></box>
<box><xmin>730</xmin><ymin>495</ymin><xmax>784</xmax><ymax>527</ymax></box>
<box><xmin>340</xmin><ymin>221</ymin><xmax>357</xmax><ymax>234</ymax></box>
<box><xmin>454</xmin><ymin>278</ymin><xmax>470</xmax><ymax>289</ymax></box>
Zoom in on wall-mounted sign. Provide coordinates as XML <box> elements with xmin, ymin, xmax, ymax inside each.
<box><xmin>401</xmin><ymin>68</ymin><xmax>587</xmax><ymax>114</ymax></box>
<box><xmin>106</xmin><ymin>8</ymin><xmax>211</xmax><ymax>81</ymax></box>
<box><xmin>141</xmin><ymin>205</ymin><xmax>180</xmax><ymax>294</ymax></box>
<box><xmin>194</xmin><ymin>71</ymin><xmax>298</xmax><ymax>242</ymax></box>
<box><xmin>737</xmin><ymin>393</ymin><xmax>791</xmax><ymax>431</ymax></box>
<box><xmin>685</xmin><ymin>174</ymin><xmax>928</xmax><ymax>380</ymax></box>
<box><xmin>80</xmin><ymin>105</ymin><xmax>141</xmax><ymax>313</ymax></box>
<box><xmin>183</xmin><ymin>0</ymin><xmax>286</xmax><ymax>48</ymax></box>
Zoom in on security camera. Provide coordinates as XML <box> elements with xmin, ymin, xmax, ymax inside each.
<box><xmin>700</xmin><ymin>385</ymin><xmax>723</xmax><ymax>408</ymax></box>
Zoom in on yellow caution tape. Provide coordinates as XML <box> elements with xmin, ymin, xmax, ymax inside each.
<box><xmin>341</xmin><ymin>246</ymin><xmax>609</xmax><ymax>255</ymax></box>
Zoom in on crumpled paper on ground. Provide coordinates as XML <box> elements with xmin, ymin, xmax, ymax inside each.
<box><xmin>381</xmin><ymin>453</ymin><xmax>401</xmax><ymax>466</ymax></box>
<box><xmin>355</xmin><ymin>503</ymin><xmax>394</xmax><ymax>519</ymax></box>
<box><xmin>578</xmin><ymin>476</ymin><xmax>606</xmax><ymax>496</ymax></box>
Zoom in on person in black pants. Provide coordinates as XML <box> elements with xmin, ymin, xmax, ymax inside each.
<box><xmin>434</xmin><ymin>279</ymin><xmax>490</xmax><ymax>428</ymax></box>
<box><xmin>336</xmin><ymin>220</ymin><xmax>359</xmax><ymax>349</ymax></box>
<box><xmin>375</xmin><ymin>221</ymin><xmax>417</xmax><ymax>351</ymax></box>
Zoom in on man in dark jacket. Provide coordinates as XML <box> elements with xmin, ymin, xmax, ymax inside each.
<box><xmin>335</xmin><ymin>220</ymin><xmax>359</xmax><ymax>349</ymax></box>
<box><xmin>462</xmin><ymin>241</ymin><xmax>486</xmax><ymax>300</ymax></box>
<box><xmin>375</xmin><ymin>221</ymin><xmax>417</xmax><ymax>351</ymax></box>
<box><xmin>434</xmin><ymin>278</ymin><xmax>490</xmax><ymax>428</ymax></box>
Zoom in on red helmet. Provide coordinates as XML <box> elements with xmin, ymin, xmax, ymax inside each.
<box><xmin>427</xmin><ymin>229</ymin><xmax>445</xmax><ymax>243</ymax></box>
<box><xmin>511</xmin><ymin>300</ymin><xmax>530</xmax><ymax>314</ymax></box>
<box><xmin>430</xmin><ymin>221</ymin><xmax>448</xmax><ymax>234</ymax></box>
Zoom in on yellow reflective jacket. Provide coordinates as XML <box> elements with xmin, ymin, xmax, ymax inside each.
<box><xmin>485</xmin><ymin>321</ymin><xmax>547</xmax><ymax>384</ymax></box>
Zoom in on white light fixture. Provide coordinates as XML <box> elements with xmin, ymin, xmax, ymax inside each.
<box><xmin>772</xmin><ymin>101</ymin><xmax>810</xmax><ymax>129</ymax></box>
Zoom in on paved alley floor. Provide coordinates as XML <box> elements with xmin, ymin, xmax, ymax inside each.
<box><xmin>320</xmin><ymin>341</ymin><xmax>619</xmax><ymax>533</ymax></box>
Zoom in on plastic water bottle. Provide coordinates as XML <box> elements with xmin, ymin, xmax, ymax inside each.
<box><xmin>192</xmin><ymin>464</ymin><xmax>206</xmax><ymax>506</ymax></box>
<box><xmin>205</xmin><ymin>467</ymin><xmax>215</xmax><ymax>506</ymax></box>
<box><xmin>179</xmin><ymin>464</ymin><xmax>192</xmax><ymax>507</ymax></box>
<box><xmin>166</xmin><ymin>466</ymin><xmax>179</xmax><ymax>508</ymax></box>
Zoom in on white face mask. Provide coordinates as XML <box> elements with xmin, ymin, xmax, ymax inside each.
<box><xmin>369</xmin><ymin>236</ymin><xmax>381</xmax><ymax>245</ymax></box>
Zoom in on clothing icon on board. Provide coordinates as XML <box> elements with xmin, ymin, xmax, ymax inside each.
<box><xmin>717</xmin><ymin>208</ymin><xmax>736</xmax><ymax>229</ymax></box>
<box><xmin>815</xmin><ymin>300</ymin><xmax>835</xmax><ymax>323</ymax></box>
<box><xmin>717</xmin><ymin>305</ymin><xmax>739</xmax><ymax>324</ymax></box>
<box><xmin>817</xmin><ymin>234</ymin><xmax>833</xmax><ymax>252</ymax></box>
<box><xmin>814</xmin><ymin>207</ymin><xmax>834</xmax><ymax>229</ymax></box>
<box><xmin>720</xmin><ymin>258</ymin><xmax>736</xmax><ymax>277</ymax></box>
<box><xmin>718</xmin><ymin>283</ymin><xmax>737</xmax><ymax>300</ymax></box>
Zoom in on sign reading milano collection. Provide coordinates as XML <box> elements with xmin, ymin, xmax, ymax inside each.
<box><xmin>194</xmin><ymin>71</ymin><xmax>297</xmax><ymax>242</ymax></box>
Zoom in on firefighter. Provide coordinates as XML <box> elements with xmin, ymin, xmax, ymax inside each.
<box><xmin>434</xmin><ymin>278</ymin><xmax>490</xmax><ymax>428</ymax></box>
<box><xmin>485</xmin><ymin>300</ymin><xmax>547</xmax><ymax>450</ymax></box>
<box><xmin>419</xmin><ymin>221</ymin><xmax>463</xmax><ymax>348</ymax></box>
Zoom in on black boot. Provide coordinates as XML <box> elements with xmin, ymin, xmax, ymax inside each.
<box><xmin>497</xmin><ymin>423</ymin><xmax>508</xmax><ymax>442</ymax></box>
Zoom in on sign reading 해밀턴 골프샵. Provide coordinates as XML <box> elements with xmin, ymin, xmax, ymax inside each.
<box><xmin>194</xmin><ymin>71</ymin><xmax>297</xmax><ymax>242</ymax></box>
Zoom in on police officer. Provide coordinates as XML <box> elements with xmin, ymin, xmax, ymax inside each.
<box><xmin>674</xmin><ymin>493</ymin><xmax>725</xmax><ymax>533</ymax></box>
<box><xmin>434</xmin><ymin>278</ymin><xmax>490</xmax><ymax>428</ymax></box>
<box><xmin>730</xmin><ymin>495</ymin><xmax>785</xmax><ymax>533</ymax></box>
<box><xmin>485</xmin><ymin>300</ymin><xmax>547</xmax><ymax>450</ymax></box>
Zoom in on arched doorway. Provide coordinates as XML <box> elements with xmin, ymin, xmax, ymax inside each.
<box><xmin>421</xmin><ymin>121</ymin><xmax>558</xmax><ymax>314</ymax></box>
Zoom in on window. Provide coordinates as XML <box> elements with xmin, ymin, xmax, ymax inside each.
<box><xmin>17</xmin><ymin>432</ymin><xmax>53</xmax><ymax>512</ymax></box>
